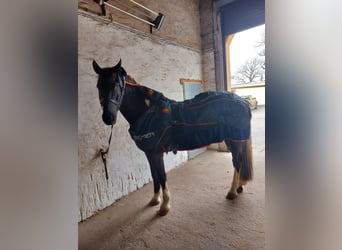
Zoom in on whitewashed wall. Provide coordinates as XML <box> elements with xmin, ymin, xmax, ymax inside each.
<box><xmin>78</xmin><ymin>13</ymin><xmax>202</xmax><ymax>221</ymax></box>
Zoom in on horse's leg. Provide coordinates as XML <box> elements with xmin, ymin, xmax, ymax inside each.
<box><xmin>160</xmin><ymin>183</ymin><xmax>170</xmax><ymax>216</ymax></box>
<box><xmin>227</xmin><ymin>169</ymin><xmax>240</xmax><ymax>199</ymax></box>
<box><xmin>145</xmin><ymin>152</ymin><xmax>161</xmax><ymax>206</ymax></box>
<box><xmin>228</xmin><ymin>173</ymin><xmax>247</xmax><ymax>196</ymax></box>
<box><xmin>155</xmin><ymin>153</ymin><xmax>170</xmax><ymax>216</ymax></box>
<box><xmin>225</xmin><ymin>139</ymin><xmax>253</xmax><ymax>199</ymax></box>
<box><xmin>237</xmin><ymin>179</ymin><xmax>247</xmax><ymax>193</ymax></box>
<box><xmin>225</xmin><ymin>140</ymin><xmax>241</xmax><ymax>200</ymax></box>
<box><xmin>145</xmin><ymin>151</ymin><xmax>170</xmax><ymax>216</ymax></box>
<box><xmin>236</xmin><ymin>138</ymin><xmax>253</xmax><ymax>193</ymax></box>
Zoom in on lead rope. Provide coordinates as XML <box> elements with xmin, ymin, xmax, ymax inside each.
<box><xmin>100</xmin><ymin>124</ymin><xmax>113</xmax><ymax>180</ymax></box>
<box><xmin>99</xmin><ymin>75</ymin><xmax>127</xmax><ymax>180</ymax></box>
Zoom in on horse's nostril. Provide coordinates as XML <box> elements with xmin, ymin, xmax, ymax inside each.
<box><xmin>102</xmin><ymin>113</ymin><xmax>112</xmax><ymax>125</ymax></box>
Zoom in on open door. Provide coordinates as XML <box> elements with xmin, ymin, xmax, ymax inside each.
<box><xmin>180</xmin><ymin>79</ymin><xmax>206</xmax><ymax>159</ymax></box>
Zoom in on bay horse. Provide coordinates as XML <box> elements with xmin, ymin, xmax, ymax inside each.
<box><xmin>92</xmin><ymin>59</ymin><xmax>253</xmax><ymax>216</ymax></box>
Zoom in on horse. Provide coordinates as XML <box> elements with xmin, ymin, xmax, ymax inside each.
<box><xmin>92</xmin><ymin>59</ymin><xmax>253</xmax><ymax>216</ymax></box>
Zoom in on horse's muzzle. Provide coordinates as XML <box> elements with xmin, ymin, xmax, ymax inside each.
<box><xmin>102</xmin><ymin>112</ymin><xmax>117</xmax><ymax>125</ymax></box>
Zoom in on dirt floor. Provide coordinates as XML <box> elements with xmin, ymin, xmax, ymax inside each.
<box><xmin>79</xmin><ymin>106</ymin><xmax>265</xmax><ymax>250</ymax></box>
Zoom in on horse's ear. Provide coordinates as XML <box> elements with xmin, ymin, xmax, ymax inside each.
<box><xmin>92</xmin><ymin>60</ymin><xmax>102</xmax><ymax>74</ymax></box>
<box><xmin>112</xmin><ymin>59</ymin><xmax>122</xmax><ymax>71</ymax></box>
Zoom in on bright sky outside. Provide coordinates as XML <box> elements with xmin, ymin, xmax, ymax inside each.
<box><xmin>230</xmin><ymin>24</ymin><xmax>265</xmax><ymax>77</ymax></box>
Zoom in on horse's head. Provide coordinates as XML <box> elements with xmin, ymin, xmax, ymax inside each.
<box><xmin>92</xmin><ymin>59</ymin><xmax>127</xmax><ymax>125</ymax></box>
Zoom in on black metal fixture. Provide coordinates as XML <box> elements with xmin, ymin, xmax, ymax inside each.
<box><xmin>94</xmin><ymin>0</ymin><xmax>165</xmax><ymax>33</ymax></box>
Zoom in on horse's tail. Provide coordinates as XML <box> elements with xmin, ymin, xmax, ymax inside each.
<box><xmin>227</xmin><ymin>138</ymin><xmax>253</xmax><ymax>181</ymax></box>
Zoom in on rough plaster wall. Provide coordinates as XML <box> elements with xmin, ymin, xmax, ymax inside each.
<box><xmin>78</xmin><ymin>13</ymin><xmax>202</xmax><ymax>221</ymax></box>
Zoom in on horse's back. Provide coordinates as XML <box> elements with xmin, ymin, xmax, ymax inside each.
<box><xmin>175</xmin><ymin>91</ymin><xmax>251</xmax><ymax>131</ymax></box>
<box><xmin>169</xmin><ymin>91</ymin><xmax>251</xmax><ymax>150</ymax></box>
<box><xmin>129</xmin><ymin>88</ymin><xmax>251</xmax><ymax>152</ymax></box>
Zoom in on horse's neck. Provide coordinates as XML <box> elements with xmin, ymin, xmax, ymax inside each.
<box><xmin>120</xmin><ymin>84</ymin><xmax>148</xmax><ymax>124</ymax></box>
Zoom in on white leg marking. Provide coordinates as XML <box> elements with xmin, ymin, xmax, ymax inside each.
<box><xmin>159</xmin><ymin>184</ymin><xmax>170</xmax><ymax>215</ymax></box>
<box><xmin>227</xmin><ymin>169</ymin><xmax>239</xmax><ymax>199</ymax></box>
<box><xmin>153</xmin><ymin>190</ymin><xmax>161</xmax><ymax>203</ymax></box>
<box><xmin>238</xmin><ymin>179</ymin><xmax>247</xmax><ymax>187</ymax></box>
<box><xmin>149</xmin><ymin>190</ymin><xmax>161</xmax><ymax>206</ymax></box>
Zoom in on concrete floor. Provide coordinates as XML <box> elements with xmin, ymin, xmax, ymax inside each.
<box><xmin>79</xmin><ymin>106</ymin><xmax>265</xmax><ymax>250</ymax></box>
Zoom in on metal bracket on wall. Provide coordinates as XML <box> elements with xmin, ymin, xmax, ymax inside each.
<box><xmin>94</xmin><ymin>0</ymin><xmax>165</xmax><ymax>33</ymax></box>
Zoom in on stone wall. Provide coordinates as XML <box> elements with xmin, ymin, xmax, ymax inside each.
<box><xmin>199</xmin><ymin>0</ymin><xmax>216</xmax><ymax>91</ymax></box>
<box><xmin>78</xmin><ymin>7</ymin><xmax>202</xmax><ymax>221</ymax></box>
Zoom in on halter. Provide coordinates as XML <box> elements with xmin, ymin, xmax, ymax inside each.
<box><xmin>100</xmin><ymin>72</ymin><xmax>127</xmax><ymax>180</ymax></box>
<box><xmin>100</xmin><ymin>73</ymin><xmax>127</xmax><ymax>110</ymax></box>
<box><xmin>100</xmin><ymin>74</ymin><xmax>140</xmax><ymax>180</ymax></box>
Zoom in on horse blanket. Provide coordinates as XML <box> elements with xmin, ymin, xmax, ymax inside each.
<box><xmin>128</xmin><ymin>86</ymin><xmax>251</xmax><ymax>152</ymax></box>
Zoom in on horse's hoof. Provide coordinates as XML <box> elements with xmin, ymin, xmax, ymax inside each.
<box><xmin>226</xmin><ymin>192</ymin><xmax>238</xmax><ymax>200</ymax></box>
<box><xmin>237</xmin><ymin>186</ymin><xmax>243</xmax><ymax>193</ymax></box>
<box><xmin>158</xmin><ymin>208</ymin><xmax>170</xmax><ymax>216</ymax></box>
<box><xmin>148</xmin><ymin>199</ymin><xmax>160</xmax><ymax>206</ymax></box>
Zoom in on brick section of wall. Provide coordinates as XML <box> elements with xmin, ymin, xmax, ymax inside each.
<box><xmin>199</xmin><ymin>0</ymin><xmax>214</xmax><ymax>51</ymax></box>
<box><xmin>201</xmin><ymin>50</ymin><xmax>216</xmax><ymax>91</ymax></box>
<box><xmin>78</xmin><ymin>0</ymin><xmax>201</xmax><ymax>50</ymax></box>
<box><xmin>78</xmin><ymin>12</ymin><xmax>202</xmax><ymax>221</ymax></box>
<box><xmin>199</xmin><ymin>0</ymin><xmax>217</xmax><ymax>91</ymax></box>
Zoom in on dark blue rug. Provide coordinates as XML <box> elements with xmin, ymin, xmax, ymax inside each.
<box><xmin>129</xmin><ymin>86</ymin><xmax>251</xmax><ymax>152</ymax></box>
